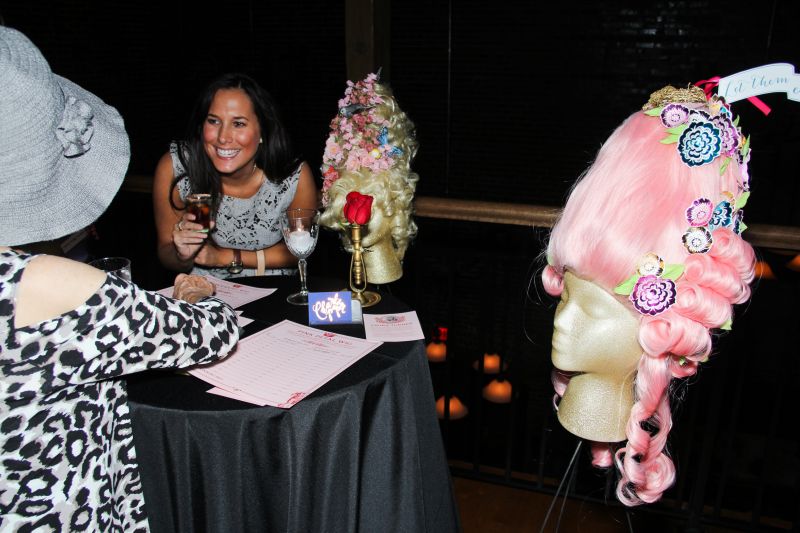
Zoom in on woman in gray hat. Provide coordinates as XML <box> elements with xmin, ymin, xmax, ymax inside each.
<box><xmin>0</xmin><ymin>27</ymin><xmax>240</xmax><ymax>531</ymax></box>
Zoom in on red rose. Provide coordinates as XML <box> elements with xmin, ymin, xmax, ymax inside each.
<box><xmin>343</xmin><ymin>191</ymin><xmax>373</xmax><ymax>225</ymax></box>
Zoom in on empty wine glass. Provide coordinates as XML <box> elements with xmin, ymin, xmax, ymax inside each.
<box><xmin>280</xmin><ymin>208</ymin><xmax>319</xmax><ymax>305</ymax></box>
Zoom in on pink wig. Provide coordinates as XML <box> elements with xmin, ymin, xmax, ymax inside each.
<box><xmin>542</xmin><ymin>104</ymin><xmax>756</xmax><ymax>506</ymax></box>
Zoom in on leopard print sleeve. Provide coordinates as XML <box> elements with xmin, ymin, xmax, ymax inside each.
<box><xmin>6</xmin><ymin>273</ymin><xmax>240</xmax><ymax>398</ymax></box>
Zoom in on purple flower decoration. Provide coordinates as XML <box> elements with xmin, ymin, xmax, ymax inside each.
<box><xmin>712</xmin><ymin>113</ymin><xmax>740</xmax><ymax>155</ymax></box>
<box><xmin>660</xmin><ymin>104</ymin><xmax>690</xmax><ymax>128</ymax></box>
<box><xmin>682</xmin><ymin>226</ymin><xmax>713</xmax><ymax>254</ymax></box>
<box><xmin>630</xmin><ymin>275</ymin><xmax>677</xmax><ymax>316</ymax></box>
<box><xmin>686</xmin><ymin>197</ymin><xmax>713</xmax><ymax>226</ymax></box>
<box><xmin>678</xmin><ymin>121</ymin><xmax>722</xmax><ymax>167</ymax></box>
<box><xmin>690</xmin><ymin>109</ymin><xmax>712</xmax><ymax>122</ymax></box>
<box><xmin>738</xmin><ymin>150</ymin><xmax>751</xmax><ymax>191</ymax></box>
<box><xmin>708</xmin><ymin>200</ymin><xmax>734</xmax><ymax>230</ymax></box>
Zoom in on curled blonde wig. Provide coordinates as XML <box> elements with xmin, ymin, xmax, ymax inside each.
<box><xmin>319</xmin><ymin>77</ymin><xmax>419</xmax><ymax>260</ymax></box>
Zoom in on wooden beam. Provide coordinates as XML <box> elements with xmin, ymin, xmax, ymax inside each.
<box><xmin>345</xmin><ymin>0</ymin><xmax>390</xmax><ymax>82</ymax></box>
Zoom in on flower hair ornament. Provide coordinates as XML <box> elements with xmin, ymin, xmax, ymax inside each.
<box><xmin>321</xmin><ymin>72</ymin><xmax>406</xmax><ymax>205</ymax></box>
<box><xmin>643</xmin><ymin>84</ymin><xmax>751</xmax><ymax>175</ymax></box>
<box><xmin>614</xmin><ymin>253</ymin><xmax>684</xmax><ymax>316</ymax></box>
<box><xmin>609</xmin><ymin>85</ymin><xmax>753</xmax><ymax>327</ymax></box>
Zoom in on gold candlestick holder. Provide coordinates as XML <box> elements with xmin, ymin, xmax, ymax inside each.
<box><xmin>347</xmin><ymin>223</ymin><xmax>381</xmax><ymax>307</ymax></box>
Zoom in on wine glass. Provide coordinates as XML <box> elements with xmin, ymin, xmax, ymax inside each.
<box><xmin>280</xmin><ymin>208</ymin><xmax>320</xmax><ymax>305</ymax></box>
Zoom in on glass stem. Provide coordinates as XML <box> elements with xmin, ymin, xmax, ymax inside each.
<box><xmin>298</xmin><ymin>258</ymin><xmax>308</xmax><ymax>295</ymax></box>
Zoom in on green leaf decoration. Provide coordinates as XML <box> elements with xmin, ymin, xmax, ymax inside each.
<box><xmin>736</xmin><ymin>191</ymin><xmax>750</xmax><ymax>209</ymax></box>
<box><xmin>660</xmin><ymin>134</ymin><xmax>680</xmax><ymax>145</ymax></box>
<box><xmin>644</xmin><ymin>107</ymin><xmax>663</xmax><ymax>116</ymax></box>
<box><xmin>719</xmin><ymin>156</ymin><xmax>731</xmax><ymax>175</ymax></box>
<box><xmin>719</xmin><ymin>318</ymin><xmax>732</xmax><ymax>331</ymax></box>
<box><xmin>739</xmin><ymin>221</ymin><xmax>748</xmax><ymax>233</ymax></box>
<box><xmin>662</xmin><ymin>263</ymin><xmax>685</xmax><ymax>281</ymax></box>
<box><xmin>666</xmin><ymin>124</ymin><xmax>688</xmax><ymax>135</ymax></box>
<box><xmin>741</xmin><ymin>135</ymin><xmax>750</xmax><ymax>157</ymax></box>
<box><xmin>614</xmin><ymin>274</ymin><xmax>640</xmax><ymax>295</ymax></box>
<box><xmin>546</xmin><ymin>254</ymin><xmax>554</xmax><ymax>266</ymax></box>
<box><xmin>733</xmin><ymin>115</ymin><xmax>740</xmax><ymax>127</ymax></box>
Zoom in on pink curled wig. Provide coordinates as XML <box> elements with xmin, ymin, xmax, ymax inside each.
<box><xmin>542</xmin><ymin>100</ymin><xmax>756</xmax><ymax>506</ymax></box>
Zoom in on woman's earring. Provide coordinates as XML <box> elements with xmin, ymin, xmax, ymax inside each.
<box><xmin>259</xmin><ymin>138</ymin><xmax>263</xmax><ymax>144</ymax></box>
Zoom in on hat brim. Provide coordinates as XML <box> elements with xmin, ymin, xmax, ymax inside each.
<box><xmin>1</xmin><ymin>76</ymin><xmax>130</xmax><ymax>247</ymax></box>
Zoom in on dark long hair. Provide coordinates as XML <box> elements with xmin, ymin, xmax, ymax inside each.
<box><xmin>170</xmin><ymin>73</ymin><xmax>299</xmax><ymax>212</ymax></box>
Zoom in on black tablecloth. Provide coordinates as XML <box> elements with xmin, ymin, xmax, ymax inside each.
<box><xmin>127</xmin><ymin>276</ymin><xmax>460</xmax><ymax>533</ymax></box>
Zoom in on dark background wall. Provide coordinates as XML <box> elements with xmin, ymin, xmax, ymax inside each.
<box><xmin>3</xmin><ymin>0</ymin><xmax>799</xmax><ymax>226</ymax></box>
<box><xmin>3</xmin><ymin>3</ymin><xmax>798</xmax><ymax>526</ymax></box>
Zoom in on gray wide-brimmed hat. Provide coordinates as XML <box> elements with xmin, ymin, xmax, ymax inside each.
<box><xmin>0</xmin><ymin>26</ymin><xmax>130</xmax><ymax>246</ymax></box>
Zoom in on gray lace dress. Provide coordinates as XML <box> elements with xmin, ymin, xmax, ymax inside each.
<box><xmin>0</xmin><ymin>249</ymin><xmax>240</xmax><ymax>532</ymax></box>
<box><xmin>170</xmin><ymin>142</ymin><xmax>300</xmax><ymax>279</ymax></box>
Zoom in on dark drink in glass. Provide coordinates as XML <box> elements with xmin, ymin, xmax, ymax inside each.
<box><xmin>187</xmin><ymin>193</ymin><xmax>212</xmax><ymax>232</ymax></box>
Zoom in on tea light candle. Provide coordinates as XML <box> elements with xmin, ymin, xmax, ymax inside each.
<box><xmin>287</xmin><ymin>230</ymin><xmax>315</xmax><ymax>256</ymax></box>
<box><xmin>436</xmin><ymin>395</ymin><xmax>468</xmax><ymax>420</ymax></box>
<box><xmin>483</xmin><ymin>379</ymin><xmax>512</xmax><ymax>404</ymax></box>
<box><xmin>426</xmin><ymin>341</ymin><xmax>447</xmax><ymax>362</ymax></box>
<box><xmin>472</xmin><ymin>353</ymin><xmax>506</xmax><ymax>374</ymax></box>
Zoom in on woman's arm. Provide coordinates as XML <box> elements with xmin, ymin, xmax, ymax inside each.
<box><xmin>15</xmin><ymin>253</ymin><xmax>239</xmax><ymax>382</ymax></box>
<box><xmin>152</xmin><ymin>151</ymin><xmax>209</xmax><ymax>272</ymax></box>
<box><xmin>15</xmin><ymin>254</ymin><xmax>106</xmax><ymax>328</ymax></box>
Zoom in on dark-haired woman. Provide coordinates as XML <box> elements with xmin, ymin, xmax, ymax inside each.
<box><xmin>154</xmin><ymin>73</ymin><xmax>317</xmax><ymax>278</ymax></box>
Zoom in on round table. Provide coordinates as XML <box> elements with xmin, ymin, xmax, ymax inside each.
<box><xmin>127</xmin><ymin>276</ymin><xmax>461</xmax><ymax>533</ymax></box>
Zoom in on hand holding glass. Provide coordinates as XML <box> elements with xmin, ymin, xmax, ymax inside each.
<box><xmin>186</xmin><ymin>193</ymin><xmax>212</xmax><ymax>232</ymax></box>
<box><xmin>281</xmin><ymin>208</ymin><xmax>319</xmax><ymax>305</ymax></box>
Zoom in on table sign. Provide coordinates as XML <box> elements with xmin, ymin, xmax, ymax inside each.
<box><xmin>188</xmin><ymin>319</ymin><xmax>382</xmax><ymax>408</ymax></box>
<box><xmin>308</xmin><ymin>291</ymin><xmax>363</xmax><ymax>325</ymax></box>
<box><xmin>156</xmin><ymin>275</ymin><xmax>276</xmax><ymax>308</ymax></box>
<box><xmin>363</xmin><ymin>311</ymin><xmax>425</xmax><ymax>342</ymax></box>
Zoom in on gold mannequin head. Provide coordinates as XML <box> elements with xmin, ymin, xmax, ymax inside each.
<box><xmin>552</xmin><ymin>271</ymin><xmax>643</xmax><ymax>442</ymax></box>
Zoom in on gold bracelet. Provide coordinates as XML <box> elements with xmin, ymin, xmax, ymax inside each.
<box><xmin>256</xmin><ymin>249</ymin><xmax>265</xmax><ymax>276</ymax></box>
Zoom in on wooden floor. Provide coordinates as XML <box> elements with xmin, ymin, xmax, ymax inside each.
<box><xmin>453</xmin><ymin>476</ymin><xmax>630</xmax><ymax>533</ymax></box>
<box><xmin>452</xmin><ymin>477</ymin><xmax>749</xmax><ymax>533</ymax></box>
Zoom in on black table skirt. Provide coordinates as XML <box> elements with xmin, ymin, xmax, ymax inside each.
<box><xmin>127</xmin><ymin>276</ymin><xmax>461</xmax><ymax>532</ymax></box>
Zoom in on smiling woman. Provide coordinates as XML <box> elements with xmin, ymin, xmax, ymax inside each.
<box><xmin>152</xmin><ymin>73</ymin><xmax>318</xmax><ymax>279</ymax></box>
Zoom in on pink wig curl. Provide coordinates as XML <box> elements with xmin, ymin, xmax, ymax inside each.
<box><xmin>543</xmin><ymin>104</ymin><xmax>756</xmax><ymax>506</ymax></box>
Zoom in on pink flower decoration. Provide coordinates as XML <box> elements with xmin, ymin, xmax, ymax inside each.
<box><xmin>686</xmin><ymin>198</ymin><xmax>713</xmax><ymax>226</ymax></box>
<box><xmin>630</xmin><ymin>275</ymin><xmax>677</xmax><ymax>316</ymax></box>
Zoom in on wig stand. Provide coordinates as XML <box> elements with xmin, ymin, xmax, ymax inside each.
<box><xmin>538</xmin><ymin>440</ymin><xmax>582</xmax><ymax>533</ymax></box>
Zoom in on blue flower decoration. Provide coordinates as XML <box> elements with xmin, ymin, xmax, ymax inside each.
<box><xmin>378</xmin><ymin>126</ymin><xmax>389</xmax><ymax>145</ymax></box>
<box><xmin>678</xmin><ymin>121</ymin><xmax>722</xmax><ymax>167</ymax></box>
<box><xmin>378</xmin><ymin>126</ymin><xmax>403</xmax><ymax>157</ymax></box>
<box><xmin>708</xmin><ymin>200</ymin><xmax>733</xmax><ymax>230</ymax></box>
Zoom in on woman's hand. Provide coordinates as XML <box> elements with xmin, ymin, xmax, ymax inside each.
<box><xmin>172</xmin><ymin>213</ymin><xmax>209</xmax><ymax>261</ymax></box>
<box><xmin>172</xmin><ymin>273</ymin><xmax>215</xmax><ymax>304</ymax></box>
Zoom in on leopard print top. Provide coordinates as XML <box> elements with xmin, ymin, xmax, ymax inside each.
<box><xmin>0</xmin><ymin>250</ymin><xmax>239</xmax><ymax>531</ymax></box>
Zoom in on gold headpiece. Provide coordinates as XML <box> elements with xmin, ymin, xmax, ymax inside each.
<box><xmin>642</xmin><ymin>85</ymin><xmax>707</xmax><ymax>111</ymax></box>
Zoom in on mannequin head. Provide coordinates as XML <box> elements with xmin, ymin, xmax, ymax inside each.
<box><xmin>318</xmin><ymin>74</ymin><xmax>419</xmax><ymax>284</ymax></box>
<box><xmin>552</xmin><ymin>272</ymin><xmax>643</xmax><ymax>442</ymax></box>
<box><xmin>542</xmin><ymin>86</ymin><xmax>756</xmax><ymax>506</ymax></box>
